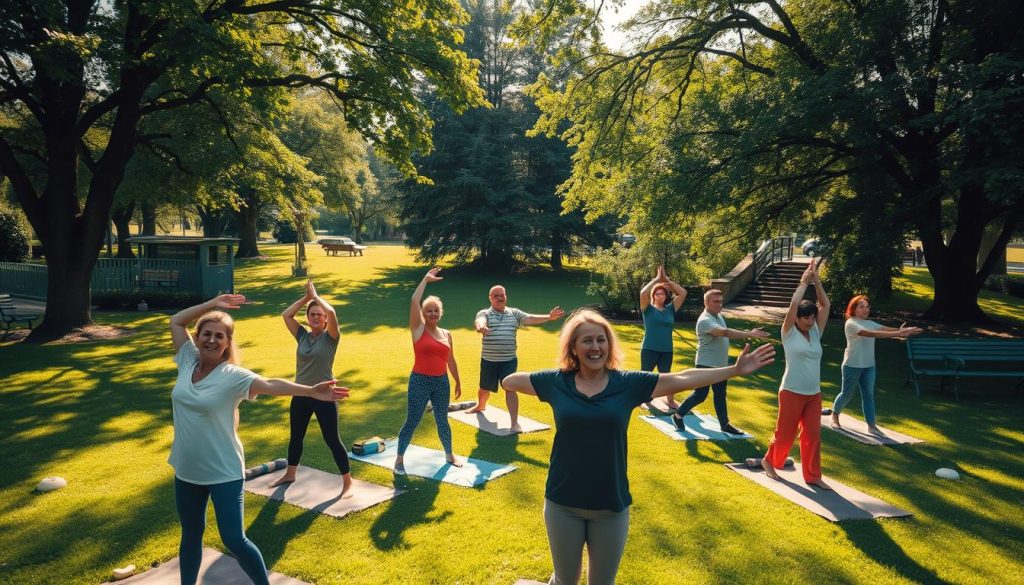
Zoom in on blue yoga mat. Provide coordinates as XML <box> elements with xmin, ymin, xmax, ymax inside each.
<box><xmin>638</xmin><ymin>412</ymin><xmax>753</xmax><ymax>441</ymax></box>
<box><xmin>348</xmin><ymin>439</ymin><xmax>517</xmax><ymax>487</ymax></box>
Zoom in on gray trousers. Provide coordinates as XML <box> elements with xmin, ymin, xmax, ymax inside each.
<box><xmin>544</xmin><ymin>499</ymin><xmax>630</xmax><ymax>585</ymax></box>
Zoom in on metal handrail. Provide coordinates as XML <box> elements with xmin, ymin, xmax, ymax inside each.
<box><xmin>752</xmin><ymin>236</ymin><xmax>794</xmax><ymax>280</ymax></box>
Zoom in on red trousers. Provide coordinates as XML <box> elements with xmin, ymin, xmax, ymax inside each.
<box><xmin>765</xmin><ymin>390</ymin><xmax>822</xmax><ymax>483</ymax></box>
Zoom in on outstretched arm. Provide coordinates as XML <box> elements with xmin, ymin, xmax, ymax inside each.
<box><xmin>410</xmin><ymin>268</ymin><xmax>442</xmax><ymax>332</ymax></box>
<box><xmin>501</xmin><ymin>372</ymin><xmax>538</xmax><ymax>396</ymax></box>
<box><xmin>860</xmin><ymin>324</ymin><xmax>923</xmax><ymax>338</ymax></box>
<box><xmin>707</xmin><ymin>326</ymin><xmax>771</xmax><ymax>339</ymax></box>
<box><xmin>249</xmin><ymin>378</ymin><xmax>350</xmax><ymax>401</ymax></box>
<box><xmin>525</xmin><ymin>306</ymin><xmax>565</xmax><ymax>325</ymax></box>
<box><xmin>782</xmin><ymin>263</ymin><xmax>815</xmax><ymax>335</ymax></box>
<box><xmin>650</xmin><ymin>344</ymin><xmax>775</xmax><ymax>399</ymax></box>
<box><xmin>171</xmin><ymin>294</ymin><xmax>246</xmax><ymax>352</ymax></box>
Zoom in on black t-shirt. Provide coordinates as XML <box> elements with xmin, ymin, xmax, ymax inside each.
<box><xmin>530</xmin><ymin>369</ymin><xmax>659</xmax><ymax>512</ymax></box>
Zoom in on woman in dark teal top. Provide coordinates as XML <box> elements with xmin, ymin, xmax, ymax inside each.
<box><xmin>502</xmin><ymin>309</ymin><xmax>774</xmax><ymax>585</ymax></box>
<box><xmin>639</xmin><ymin>265</ymin><xmax>687</xmax><ymax>413</ymax></box>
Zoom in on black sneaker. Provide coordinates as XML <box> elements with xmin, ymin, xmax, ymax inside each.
<box><xmin>671</xmin><ymin>412</ymin><xmax>687</xmax><ymax>430</ymax></box>
<box><xmin>720</xmin><ymin>423</ymin><xmax>746</xmax><ymax>435</ymax></box>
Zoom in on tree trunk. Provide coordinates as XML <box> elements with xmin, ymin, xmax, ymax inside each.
<box><xmin>141</xmin><ymin>200</ymin><xmax>157</xmax><ymax>236</ymax></box>
<box><xmin>234</xmin><ymin>204</ymin><xmax>261</xmax><ymax>257</ymax></box>
<box><xmin>196</xmin><ymin>205</ymin><xmax>229</xmax><ymax>238</ymax></box>
<box><xmin>550</xmin><ymin>229</ymin><xmax>564</xmax><ymax>270</ymax></box>
<box><xmin>111</xmin><ymin>201</ymin><xmax>136</xmax><ymax>258</ymax></box>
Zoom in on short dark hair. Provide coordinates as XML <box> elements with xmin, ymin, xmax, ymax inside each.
<box><xmin>796</xmin><ymin>300</ymin><xmax>818</xmax><ymax>318</ymax></box>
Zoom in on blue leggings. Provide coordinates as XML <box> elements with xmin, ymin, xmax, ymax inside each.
<box><xmin>832</xmin><ymin>365</ymin><xmax>878</xmax><ymax>425</ymax></box>
<box><xmin>398</xmin><ymin>372</ymin><xmax>453</xmax><ymax>455</ymax></box>
<box><xmin>174</xmin><ymin>477</ymin><xmax>268</xmax><ymax>585</ymax></box>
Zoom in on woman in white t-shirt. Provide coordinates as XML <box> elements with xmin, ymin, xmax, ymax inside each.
<box><xmin>168</xmin><ymin>294</ymin><xmax>349</xmax><ymax>585</ymax></box>
<box><xmin>761</xmin><ymin>262</ymin><xmax>832</xmax><ymax>489</ymax></box>
<box><xmin>830</xmin><ymin>295</ymin><xmax>921</xmax><ymax>432</ymax></box>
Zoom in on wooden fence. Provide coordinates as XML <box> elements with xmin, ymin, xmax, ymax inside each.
<box><xmin>0</xmin><ymin>259</ymin><xmax>201</xmax><ymax>300</ymax></box>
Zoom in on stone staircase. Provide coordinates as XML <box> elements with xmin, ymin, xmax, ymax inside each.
<box><xmin>732</xmin><ymin>261</ymin><xmax>816</xmax><ymax>308</ymax></box>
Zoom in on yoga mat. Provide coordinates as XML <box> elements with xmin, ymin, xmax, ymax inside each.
<box><xmin>638</xmin><ymin>412</ymin><xmax>753</xmax><ymax>441</ymax></box>
<box><xmin>823</xmin><ymin>413</ymin><xmax>925</xmax><ymax>446</ymax></box>
<box><xmin>105</xmin><ymin>547</ymin><xmax>308</xmax><ymax>584</ymax></box>
<box><xmin>348</xmin><ymin>438</ymin><xmax>517</xmax><ymax>487</ymax></box>
<box><xmin>513</xmin><ymin>580</ymin><xmax>547</xmax><ymax>585</ymax></box>
<box><xmin>244</xmin><ymin>465</ymin><xmax>403</xmax><ymax>518</ymax></box>
<box><xmin>724</xmin><ymin>463</ymin><xmax>913</xmax><ymax>521</ymax></box>
<box><xmin>448</xmin><ymin>406</ymin><xmax>550</xmax><ymax>436</ymax></box>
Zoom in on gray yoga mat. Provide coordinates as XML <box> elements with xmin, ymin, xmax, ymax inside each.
<box><xmin>513</xmin><ymin>580</ymin><xmax>547</xmax><ymax>585</ymax></box>
<box><xmin>244</xmin><ymin>465</ymin><xmax>403</xmax><ymax>518</ymax></box>
<box><xmin>639</xmin><ymin>412</ymin><xmax>753</xmax><ymax>441</ymax></box>
<box><xmin>105</xmin><ymin>547</ymin><xmax>308</xmax><ymax>584</ymax></box>
<box><xmin>823</xmin><ymin>413</ymin><xmax>925</xmax><ymax>446</ymax></box>
<box><xmin>448</xmin><ymin>406</ymin><xmax>550</xmax><ymax>436</ymax></box>
<box><xmin>348</xmin><ymin>438</ymin><xmax>517</xmax><ymax>487</ymax></box>
<box><xmin>724</xmin><ymin>463</ymin><xmax>913</xmax><ymax>521</ymax></box>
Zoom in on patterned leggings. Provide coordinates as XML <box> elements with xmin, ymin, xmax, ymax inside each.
<box><xmin>397</xmin><ymin>372</ymin><xmax>453</xmax><ymax>455</ymax></box>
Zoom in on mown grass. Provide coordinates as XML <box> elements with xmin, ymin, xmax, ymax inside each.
<box><xmin>1</xmin><ymin>243</ymin><xmax>1022</xmax><ymax>584</ymax></box>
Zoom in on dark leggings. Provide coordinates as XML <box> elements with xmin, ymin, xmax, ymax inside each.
<box><xmin>287</xmin><ymin>396</ymin><xmax>351</xmax><ymax>474</ymax></box>
<box><xmin>676</xmin><ymin>365</ymin><xmax>730</xmax><ymax>424</ymax></box>
<box><xmin>175</xmin><ymin>477</ymin><xmax>269</xmax><ymax>585</ymax></box>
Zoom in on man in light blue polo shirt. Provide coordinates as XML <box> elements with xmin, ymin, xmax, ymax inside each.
<box><xmin>467</xmin><ymin>285</ymin><xmax>564</xmax><ymax>432</ymax></box>
<box><xmin>672</xmin><ymin>288</ymin><xmax>769</xmax><ymax>434</ymax></box>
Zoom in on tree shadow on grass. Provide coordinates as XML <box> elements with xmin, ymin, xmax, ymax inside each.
<box><xmin>839</xmin><ymin>520</ymin><xmax>952</xmax><ymax>585</ymax></box>
<box><xmin>368</xmin><ymin>473</ymin><xmax>446</xmax><ymax>552</ymax></box>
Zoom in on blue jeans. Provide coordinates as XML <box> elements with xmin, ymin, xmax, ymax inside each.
<box><xmin>832</xmin><ymin>365</ymin><xmax>878</xmax><ymax>425</ymax></box>
<box><xmin>174</xmin><ymin>477</ymin><xmax>269</xmax><ymax>585</ymax></box>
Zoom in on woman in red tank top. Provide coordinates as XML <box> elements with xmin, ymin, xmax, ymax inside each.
<box><xmin>396</xmin><ymin>268</ymin><xmax>463</xmax><ymax>472</ymax></box>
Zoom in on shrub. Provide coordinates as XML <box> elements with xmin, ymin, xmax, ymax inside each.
<box><xmin>92</xmin><ymin>290</ymin><xmax>205</xmax><ymax>310</ymax></box>
<box><xmin>983</xmin><ymin>274</ymin><xmax>1024</xmax><ymax>298</ymax></box>
<box><xmin>0</xmin><ymin>205</ymin><xmax>31</xmax><ymax>262</ymax></box>
<box><xmin>273</xmin><ymin>219</ymin><xmax>314</xmax><ymax>244</ymax></box>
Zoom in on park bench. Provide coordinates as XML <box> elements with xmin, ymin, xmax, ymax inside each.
<box><xmin>906</xmin><ymin>337</ymin><xmax>1024</xmax><ymax>399</ymax></box>
<box><xmin>139</xmin><ymin>268</ymin><xmax>180</xmax><ymax>289</ymax></box>
<box><xmin>319</xmin><ymin>238</ymin><xmax>367</xmax><ymax>256</ymax></box>
<box><xmin>0</xmin><ymin>294</ymin><xmax>40</xmax><ymax>340</ymax></box>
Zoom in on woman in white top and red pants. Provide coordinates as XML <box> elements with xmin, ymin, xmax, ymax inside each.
<box><xmin>761</xmin><ymin>262</ymin><xmax>832</xmax><ymax>489</ymax></box>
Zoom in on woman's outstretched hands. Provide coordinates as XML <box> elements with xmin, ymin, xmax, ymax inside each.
<box><xmin>310</xmin><ymin>380</ymin><xmax>350</xmax><ymax>402</ymax></box>
<box><xmin>800</xmin><ymin>262</ymin><xmax>815</xmax><ymax>285</ymax></box>
<box><xmin>424</xmin><ymin>267</ymin><xmax>443</xmax><ymax>283</ymax></box>
<box><xmin>734</xmin><ymin>343</ymin><xmax>776</xmax><ymax>375</ymax></box>
<box><xmin>214</xmin><ymin>294</ymin><xmax>247</xmax><ymax>310</ymax></box>
<box><xmin>305</xmin><ymin>279</ymin><xmax>317</xmax><ymax>299</ymax></box>
<box><xmin>656</xmin><ymin>265</ymin><xmax>667</xmax><ymax>282</ymax></box>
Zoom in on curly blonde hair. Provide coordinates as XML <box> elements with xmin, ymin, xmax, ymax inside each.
<box><xmin>557</xmin><ymin>309</ymin><xmax>623</xmax><ymax>372</ymax></box>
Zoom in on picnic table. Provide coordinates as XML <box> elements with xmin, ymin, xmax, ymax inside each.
<box><xmin>319</xmin><ymin>238</ymin><xmax>367</xmax><ymax>256</ymax></box>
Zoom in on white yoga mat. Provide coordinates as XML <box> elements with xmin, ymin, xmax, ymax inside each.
<box><xmin>244</xmin><ymin>465</ymin><xmax>402</xmax><ymax>518</ymax></box>
<box><xmin>724</xmin><ymin>463</ymin><xmax>913</xmax><ymax>521</ymax></box>
<box><xmin>348</xmin><ymin>438</ymin><xmax>517</xmax><ymax>487</ymax></box>
<box><xmin>823</xmin><ymin>413</ymin><xmax>925</xmax><ymax>446</ymax></box>
<box><xmin>105</xmin><ymin>547</ymin><xmax>308</xmax><ymax>584</ymax></box>
<box><xmin>638</xmin><ymin>412</ymin><xmax>753</xmax><ymax>441</ymax></box>
<box><xmin>448</xmin><ymin>406</ymin><xmax>550</xmax><ymax>436</ymax></box>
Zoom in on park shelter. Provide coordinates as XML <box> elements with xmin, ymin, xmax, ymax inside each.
<box><xmin>125</xmin><ymin>236</ymin><xmax>238</xmax><ymax>297</ymax></box>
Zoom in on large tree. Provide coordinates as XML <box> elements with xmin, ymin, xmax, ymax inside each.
<box><xmin>525</xmin><ymin>0</ymin><xmax>1024</xmax><ymax>321</ymax></box>
<box><xmin>0</xmin><ymin>0</ymin><xmax>484</xmax><ymax>340</ymax></box>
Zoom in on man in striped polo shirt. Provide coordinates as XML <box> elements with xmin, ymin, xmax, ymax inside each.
<box><xmin>467</xmin><ymin>285</ymin><xmax>564</xmax><ymax>432</ymax></box>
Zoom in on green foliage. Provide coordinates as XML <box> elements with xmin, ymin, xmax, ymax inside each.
<box><xmin>0</xmin><ymin>204</ymin><xmax>31</xmax><ymax>262</ymax></box>
<box><xmin>91</xmin><ymin>290</ymin><xmax>205</xmax><ymax>310</ymax></box>
<box><xmin>272</xmin><ymin>219</ymin><xmax>314</xmax><ymax>244</ymax></box>
<box><xmin>983</xmin><ymin>275</ymin><xmax>1024</xmax><ymax>299</ymax></box>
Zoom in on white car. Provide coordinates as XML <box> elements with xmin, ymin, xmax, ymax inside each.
<box><xmin>802</xmin><ymin>238</ymin><xmax>819</xmax><ymax>256</ymax></box>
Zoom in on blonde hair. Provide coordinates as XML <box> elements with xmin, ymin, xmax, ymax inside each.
<box><xmin>194</xmin><ymin>311</ymin><xmax>240</xmax><ymax>365</ymax></box>
<box><xmin>557</xmin><ymin>309</ymin><xmax>623</xmax><ymax>372</ymax></box>
<box><xmin>422</xmin><ymin>295</ymin><xmax>444</xmax><ymax>317</ymax></box>
<box><xmin>703</xmin><ymin>288</ymin><xmax>724</xmax><ymax>303</ymax></box>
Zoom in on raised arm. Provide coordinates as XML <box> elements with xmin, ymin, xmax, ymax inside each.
<box><xmin>666</xmin><ymin>278</ymin><xmax>688</xmax><ymax>311</ymax></box>
<box><xmin>170</xmin><ymin>294</ymin><xmax>246</xmax><ymax>352</ymax></box>
<box><xmin>525</xmin><ymin>306</ymin><xmax>566</xmax><ymax>326</ymax></box>
<box><xmin>308</xmin><ymin>280</ymin><xmax>341</xmax><ymax>340</ymax></box>
<box><xmin>782</xmin><ymin>263</ymin><xmax>815</xmax><ymax>335</ymax></box>
<box><xmin>410</xmin><ymin>268</ymin><xmax>442</xmax><ymax>332</ymax></box>
<box><xmin>501</xmin><ymin>372</ymin><xmax>538</xmax><ymax>396</ymax></box>
<box><xmin>249</xmin><ymin>377</ymin><xmax>350</xmax><ymax>401</ymax></box>
<box><xmin>650</xmin><ymin>343</ymin><xmax>775</xmax><ymax>399</ymax></box>
<box><xmin>810</xmin><ymin>262</ymin><xmax>830</xmax><ymax>332</ymax></box>
<box><xmin>445</xmin><ymin>330</ymin><xmax>462</xmax><ymax>399</ymax></box>
<box><xmin>639</xmin><ymin>266</ymin><xmax>664</xmax><ymax>311</ymax></box>
<box><xmin>282</xmin><ymin>282</ymin><xmax>313</xmax><ymax>338</ymax></box>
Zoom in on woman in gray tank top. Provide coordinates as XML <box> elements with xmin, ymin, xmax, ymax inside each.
<box><xmin>269</xmin><ymin>280</ymin><xmax>354</xmax><ymax>498</ymax></box>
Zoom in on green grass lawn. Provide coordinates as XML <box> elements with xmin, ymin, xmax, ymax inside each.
<box><xmin>2</xmin><ymin>244</ymin><xmax>1023</xmax><ymax>584</ymax></box>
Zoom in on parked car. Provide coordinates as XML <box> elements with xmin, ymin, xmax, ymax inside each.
<box><xmin>802</xmin><ymin>238</ymin><xmax>819</xmax><ymax>256</ymax></box>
